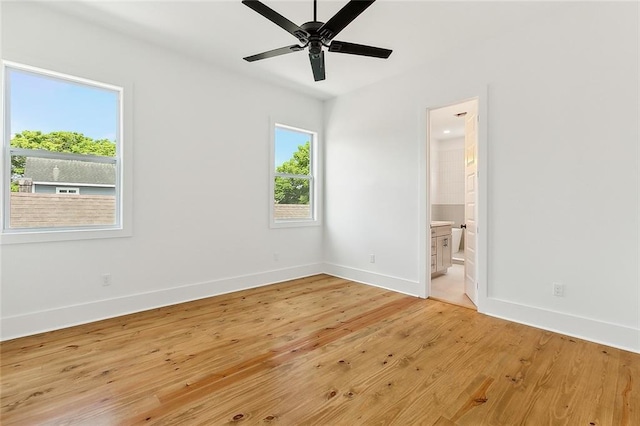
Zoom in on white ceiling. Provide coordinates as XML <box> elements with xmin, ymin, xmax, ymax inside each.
<box><xmin>430</xmin><ymin>99</ymin><xmax>477</xmax><ymax>140</ymax></box>
<box><xmin>49</xmin><ymin>1</ymin><xmax>561</xmax><ymax>100</ymax></box>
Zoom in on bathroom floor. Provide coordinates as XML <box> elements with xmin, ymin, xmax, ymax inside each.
<box><xmin>430</xmin><ymin>263</ymin><xmax>476</xmax><ymax>309</ymax></box>
<box><xmin>452</xmin><ymin>250</ymin><xmax>464</xmax><ymax>263</ymax></box>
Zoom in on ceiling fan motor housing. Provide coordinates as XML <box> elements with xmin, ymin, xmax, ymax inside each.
<box><xmin>301</xmin><ymin>21</ymin><xmax>324</xmax><ymax>56</ymax></box>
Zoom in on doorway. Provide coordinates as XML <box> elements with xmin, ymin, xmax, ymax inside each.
<box><xmin>427</xmin><ymin>98</ymin><xmax>479</xmax><ymax>310</ymax></box>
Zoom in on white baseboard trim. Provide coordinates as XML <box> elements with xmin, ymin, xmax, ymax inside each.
<box><xmin>321</xmin><ymin>265</ymin><xmax>639</xmax><ymax>353</ymax></box>
<box><xmin>1</xmin><ymin>263</ymin><xmax>324</xmax><ymax>341</ymax></box>
<box><xmin>482</xmin><ymin>297</ymin><xmax>640</xmax><ymax>354</ymax></box>
<box><xmin>4</xmin><ymin>263</ymin><xmax>638</xmax><ymax>355</ymax></box>
<box><xmin>322</xmin><ymin>263</ymin><xmax>420</xmax><ymax>297</ymax></box>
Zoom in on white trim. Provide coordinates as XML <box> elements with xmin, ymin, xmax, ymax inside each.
<box><xmin>483</xmin><ymin>297</ymin><xmax>639</xmax><ymax>354</ymax></box>
<box><xmin>419</xmin><ymin>89</ymin><xmax>489</xmax><ymax>311</ymax></box>
<box><xmin>270</xmin><ymin>218</ymin><xmax>319</xmax><ymax>229</ymax></box>
<box><xmin>269</xmin><ymin>119</ymin><xmax>321</xmax><ymax>228</ymax></box>
<box><xmin>0</xmin><ymin>226</ymin><xmax>129</xmax><ymax>245</ymax></box>
<box><xmin>637</xmin><ymin>0</ymin><xmax>640</xmax><ymax>353</ymax></box>
<box><xmin>477</xmin><ymin>91</ymin><xmax>489</xmax><ymax>314</ymax></box>
<box><xmin>3</xmin><ymin>60</ymin><xmax>122</xmax><ymax>92</ymax></box>
<box><xmin>418</xmin><ymin>104</ymin><xmax>429</xmax><ymax>299</ymax></box>
<box><xmin>2</xmin><ymin>63</ymin><xmax>11</xmax><ymax>235</ymax></box>
<box><xmin>1</xmin><ymin>60</ymin><xmax>133</xmax><ymax>244</ymax></box>
<box><xmin>1</xmin><ymin>263</ymin><xmax>325</xmax><ymax>341</ymax></box>
<box><xmin>1</xmin><ymin>59</ymin><xmax>7</xmax><ymax>241</ymax></box>
<box><xmin>323</xmin><ymin>262</ymin><xmax>420</xmax><ymax>297</ymax></box>
<box><xmin>2</xmin><ymin>266</ymin><xmax>637</xmax><ymax>353</ymax></box>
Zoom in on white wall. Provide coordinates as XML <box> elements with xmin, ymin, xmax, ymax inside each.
<box><xmin>0</xmin><ymin>2</ymin><xmax>324</xmax><ymax>339</ymax></box>
<box><xmin>324</xmin><ymin>2</ymin><xmax>639</xmax><ymax>352</ymax></box>
<box><xmin>432</xmin><ymin>137</ymin><xmax>464</xmax><ymax>205</ymax></box>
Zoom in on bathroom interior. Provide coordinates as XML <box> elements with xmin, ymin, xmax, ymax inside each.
<box><xmin>429</xmin><ymin>101</ymin><xmax>475</xmax><ymax>309</ymax></box>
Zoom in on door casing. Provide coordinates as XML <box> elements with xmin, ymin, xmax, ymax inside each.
<box><xmin>419</xmin><ymin>89</ymin><xmax>488</xmax><ymax>314</ymax></box>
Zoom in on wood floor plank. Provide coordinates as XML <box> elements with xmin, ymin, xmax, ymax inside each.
<box><xmin>1</xmin><ymin>274</ymin><xmax>638</xmax><ymax>425</ymax></box>
<box><xmin>132</xmin><ymin>294</ymin><xmax>453</xmax><ymax>425</ymax></box>
<box><xmin>613</xmin><ymin>349</ymin><xmax>640</xmax><ymax>425</ymax></box>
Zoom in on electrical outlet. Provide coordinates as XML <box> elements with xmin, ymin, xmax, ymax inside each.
<box><xmin>102</xmin><ymin>273</ymin><xmax>112</xmax><ymax>287</ymax></box>
<box><xmin>552</xmin><ymin>282</ymin><xmax>564</xmax><ymax>297</ymax></box>
<box><xmin>369</xmin><ymin>254</ymin><xmax>376</xmax><ymax>263</ymax></box>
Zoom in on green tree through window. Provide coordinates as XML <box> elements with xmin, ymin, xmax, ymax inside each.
<box><xmin>10</xmin><ymin>130</ymin><xmax>116</xmax><ymax>191</ymax></box>
<box><xmin>274</xmin><ymin>141</ymin><xmax>310</xmax><ymax>205</ymax></box>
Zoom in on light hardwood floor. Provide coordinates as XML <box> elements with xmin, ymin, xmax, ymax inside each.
<box><xmin>1</xmin><ymin>274</ymin><xmax>638</xmax><ymax>425</ymax></box>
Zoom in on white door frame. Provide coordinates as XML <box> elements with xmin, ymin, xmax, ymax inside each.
<box><xmin>418</xmin><ymin>88</ymin><xmax>488</xmax><ymax>314</ymax></box>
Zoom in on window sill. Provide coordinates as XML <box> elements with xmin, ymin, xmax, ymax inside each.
<box><xmin>0</xmin><ymin>226</ymin><xmax>132</xmax><ymax>245</ymax></box>
<box><xmin>270</xmin><ymin>219</ymin><xmax>321</xmax><ymax>229</ymax></box>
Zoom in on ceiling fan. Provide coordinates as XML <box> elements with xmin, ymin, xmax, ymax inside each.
<box><xmin>242</xmin><ymin>0</ymin><xmax>392</xmax><ymax>82</ymax></box>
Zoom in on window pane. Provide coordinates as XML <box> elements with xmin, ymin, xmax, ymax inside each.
<box><xmin>274</xmin><ymin>177</ymin><xmax>311</xmax><ymax>220</ymax></box>
<box><xmin>4</xmin><ymin>64</ymin><xmax>121</xmax><ymax>233</ymax></box>
<box><xmin>8</xmin><ymin>68</ymin><xmax>118</xmax><ymax>157</ymax></box>
<box><xmin>10</xmin><ymin>156</ymin><xmax>116</xmax><ymax>229</ymax></box>
<box><xmin>275</xmin><ymin>127</ymin><xmax>311</xmax><ymax>175</ymax></box>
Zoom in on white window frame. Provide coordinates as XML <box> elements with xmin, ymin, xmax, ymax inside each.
<box><xmin>55</xmin><ymin>187</ymin><xmax>80</xmax><ymax>194</ymax></box>
<box><xmin>1</xmin><ymin>61</ymin><xmax>132</xmax><ymax>244</ymax></box>
<box><xmin>270</xmin><ymin>122</ymin><xmax>320</xmax><ymax>228</ymax></box>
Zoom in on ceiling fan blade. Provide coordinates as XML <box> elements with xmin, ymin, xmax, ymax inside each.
<box><xmin>309</xmin><ymin>51</ymin><xmax>326</xmax><ymax>82</ymax></box>
<box><xmin>329</xmin><ymin>40</ymin><xmax>392</xmax><ymax>58</ymax></box>
<box><xmin>318</xmin><ymin>0</ymin><xmax>375</xmax><ymax>41</ymax></box>
<box><xmin>244</xmin><ymin>45</ymin><xmax>305</xmax><ymax>62</ymax></box>
<box><xmin>242</xmin><ymin>0</ymin><xmax>309</xmax><ymax>41</ymax></box>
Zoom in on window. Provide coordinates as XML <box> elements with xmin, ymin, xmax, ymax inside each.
<box><xmin>56</xmin><ymin>188</ymin><xmax>79</xmax><ymax>194</ymax></box>
<box><xmin>271</xmin><ymin>123</ymin><xmax>318</xmax><ymax>226</ymax></box>
<box><xmin>2</xmin><ymin>62</ymin><xmax>123</xmax><ymax>238</ymax></box>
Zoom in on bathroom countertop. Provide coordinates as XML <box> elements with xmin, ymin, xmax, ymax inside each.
<box><xmin>430</xmin><ymin>221</ymin><xmax>454</xmax><ymax>228</ymax></box>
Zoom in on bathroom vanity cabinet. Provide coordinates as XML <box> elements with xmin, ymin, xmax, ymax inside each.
<box><xmin>431</xmin><ymin>222</ymin><xmax>453</xmax><ymax>275</ymax></box>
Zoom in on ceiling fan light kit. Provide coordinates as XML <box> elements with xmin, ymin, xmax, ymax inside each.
<box><xmin>242</xmin><ymin>0</ymin><xmax>392</xmax><ymax>82</ymax></box>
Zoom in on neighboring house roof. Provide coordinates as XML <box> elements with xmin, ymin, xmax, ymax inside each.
<box><xmin>24</xmin><ymin>157</ymin><xmax>116</xmax><ymax>185</ymax></box>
